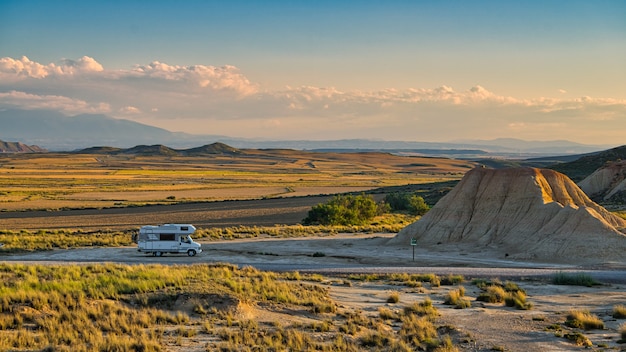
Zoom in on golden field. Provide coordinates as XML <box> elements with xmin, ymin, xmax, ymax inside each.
<box><xmin>0</xmin><ymin>150</ymin><xmax>475</xmax><ymax>211</ymax></box>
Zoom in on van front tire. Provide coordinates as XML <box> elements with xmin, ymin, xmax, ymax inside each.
<box><xmin>154</xmin><ymin>251</ymin><xmax>163</xmax><ymax>257</ymax></box>
<box><xmin>187</xmin><ymin>249</ymin><xmax>197</xmax><ymax>257</ymax></box>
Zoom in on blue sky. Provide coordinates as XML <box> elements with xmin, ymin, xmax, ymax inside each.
<box><xmin>1</xmin><ymin>0</ymin><xmax>625</xmax><ymax>145</ymax></box>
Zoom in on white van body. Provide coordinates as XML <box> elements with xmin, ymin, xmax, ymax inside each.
<box><xmin>137</xmin><ymin>224</ymin><xmax>202</xmax><ymax>256</ymax></box>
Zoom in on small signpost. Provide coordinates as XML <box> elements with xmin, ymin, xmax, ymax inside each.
<box><xmin>410</xmin><ymin>238</ymin><xmax>417</xmax><ymax>261</ymax></box>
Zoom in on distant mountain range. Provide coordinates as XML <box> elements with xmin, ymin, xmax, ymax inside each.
<box><xmin>76</xmin><ymin>142</ymin><xmax>241</xmax><ymax>156</ymax></box>
<box><xmin>0</xmin><ymin>140</ymin><xmax>47</xmax><ymax>153</ymax></box>
<box><xmin>0</xmin><ymin>108</ymin><xmax>615</xmax><ymax>156</ymax></box>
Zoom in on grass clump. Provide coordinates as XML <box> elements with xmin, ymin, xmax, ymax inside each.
<box><xmin>613</xmin><ymin>304</ymin><xmax>626</xmax><ymax>319</ymax></box>
<box><xmin>387</xmin><ymin>291</ymin><xmax>400</xmax><ymax>303</ymax></box>
<box><xmin>552</xmin><ymin>272</ymin><xmax>599</xmax><ymax>287</ymax></box>
<box><xmin>564</xmin><ymin>331</ymin><xmax>593</xmax><ymax>347</ymax></box>
<box><xmin>404</xmin><ymin>298</ymin><xmax>438</xmax><ymax>318</ymax></box>
<box><xmin>475</xmin><ymin>280</ymin><xmax>531</xmax><ymax>310</ymax></box>
<box><xmin>565</xmin><ymin>310</ymin><xmax>605</xmax><ymax>330</ymax></box>
<box><xmin>619</xmin><ymin>323</ymin><xmax>626</xmax><ymax>343</ymax></box>
<box><xmin>443</xmin><ymin>286</ymin><xmax>471</xmax><ymax>309</ymax></box>
<box><xmin>476</xmin><ymin>285</ymin><xmax>506</xmax><ymax>303</ymax></box>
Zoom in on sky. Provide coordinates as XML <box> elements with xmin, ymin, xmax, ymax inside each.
<box><xmin>0</xmin><ymin>0</ymin><xmax>625</xmax><ymax>145</ymax></box>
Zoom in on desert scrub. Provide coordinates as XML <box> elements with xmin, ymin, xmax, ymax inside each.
<box><xmin>565</xmin><ymin>310</ymin><xmax>605</xmax><ymax>330</ymax></box>
<box><xmin>444</xmin><ymin>286</ymin><xmax>471</xmax><ymax>309</ymax></box>
<box><xmin>404</xmin><ymin>298</ymin><xmax>438</xmax><ymax>318</ymax></box>
<box><xmin>620</xmin><ymin>323</ymin><xmax>626</xmax><ymax>343</ymax></box>
<box><xmin>504</xmin><ymin>290</ymin><xmax>532</xmax><ymax>310</ymax></box>
<box><xmin>564</xmin><ymin>331</ymin><xmax>593</xmax><ymax>347</ymax></box>
<box><xmin>613</xmin><ymin>304</ymin><xmax>626</xmax><ymax>319</ymax></box>
<box><xmin>475</xmin><ymin>280</ymin><xmax>531</xmax><ymax>309</ymax></box>
<box><xmin>476</xmin><ymin>285</ymin><xmax>507</xmax><ymax>303</ymax></box>
<box><xmin>0</xmin><ymin>263</ymin><xmax>334</xmax><ymax>351</ymax></box>
<box><xmin>194</xmin><ymin>218</ymin><xmax>416</xmax><ymax>241</ymax></box>
<box><xmin>552</xmin><ymin>271</ymin><xmax>599</xmax><ymax>287</ymax></box>
<box><xmin>440</xmin><ymin>274</ymin><xmax>464</xmax><ymax>285</ymax></box>
<box><xmin>387</xmin><ymin>291</ymin><xmax>400</xmax><ymax>303</ymax></box>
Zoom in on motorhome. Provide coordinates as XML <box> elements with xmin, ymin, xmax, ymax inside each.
<box><xmin>137</xmin><ymin>224</ymin><xmax>202</xmax><ymax>256</ymax></box>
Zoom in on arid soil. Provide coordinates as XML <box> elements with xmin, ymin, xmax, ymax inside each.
<box><xmin>3</xmin><ymin>234</ymin><xmax>626</xmax><ymax>351</ymax></box>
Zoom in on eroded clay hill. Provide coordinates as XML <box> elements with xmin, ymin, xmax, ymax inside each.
<box><xmin>390</xmin><ymin>167</ymin><xmax>626</xmax><ymax>265</ymax></box>
<box><xmin>578</xmin><ymin>160</ymin><xmax>626</xmax><ymax>204</ymax></box>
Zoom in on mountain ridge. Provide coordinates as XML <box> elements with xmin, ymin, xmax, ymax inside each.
<box><xmin>0</xmin><ymin>109</ymin><xmax>613</xmax><ymax>155</ymax></box>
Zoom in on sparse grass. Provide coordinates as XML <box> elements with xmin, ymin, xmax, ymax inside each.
<box><xmin>552</xmin><ymin>272</ymin><xmax>600</xmax><ymax>287</ymax></box>
<box><xmin>565</xmin><ymin>310</ymin><xmax>605</xmax><ymax>330</ymax></box>
<box><xmin>0</xmin><ymin>262</ymin><xmax>338</xmax><ymax>351</ymax></box>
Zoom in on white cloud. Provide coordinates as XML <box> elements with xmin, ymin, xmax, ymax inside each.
<box><xmin>0</xmin><ymin>56</ymin><xmax>624</xmax><ymax>145</ymax></box>
<box><xmin>0</xmin><ymin>56</ymin><xmax>104</xmax><ymax>81</ymax></box>
<box><xmin>0</xmin><ymin>90</ymin><xmax>110</xmax><ymax>114</ymax></box>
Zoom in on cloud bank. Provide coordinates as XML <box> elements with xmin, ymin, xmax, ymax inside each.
<box><xmin>1</xmin><ymin>56</ymin><xmax>624</xmax><ymax>145</ymax></box>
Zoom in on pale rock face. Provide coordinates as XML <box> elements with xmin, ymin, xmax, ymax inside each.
<box><xmin>578</xmin><ymin>160</ymin><xmax>626</xmax><ymax>202</ymax></box>
<box><xmin>390</xmin><ymin>167</ymin><xmax>626</xmax><ymax>264</ymax></box>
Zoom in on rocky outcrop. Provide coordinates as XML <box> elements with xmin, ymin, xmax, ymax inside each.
<box><xmin>389</xmin><ymin>167</ymin><xmax>626</xmax><ymax>264</ymax></box>
<box><xmin>578</xmin><ymin>160</ymin><xmax>626</xmax><ymax>204</ymax></box>
<box><xmin>0</xmin><ymin>140</ymin><xmax>46</xmax><ymax>153</ymax></box>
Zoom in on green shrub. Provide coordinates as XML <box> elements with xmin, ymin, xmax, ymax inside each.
<box><xmin>383</xmin><ymin>192</ymin><xmax>430</xmax><ymax>215</ymax></box>
<box><xmin>302</xmin><ymin>193</ymin><xmax>382</xmax><ymax>225</ymax></box>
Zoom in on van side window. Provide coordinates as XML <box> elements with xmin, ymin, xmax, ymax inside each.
<box><xmin>160</xmin><ymin>233</ymin><xmax>176</xmax><ymax>241</ymax></box>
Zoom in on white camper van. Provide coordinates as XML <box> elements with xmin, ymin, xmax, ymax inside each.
<box><xmin>137</xmin><ymin>224</ymin><xmax>202</xmax><ymax>256</ymax></box>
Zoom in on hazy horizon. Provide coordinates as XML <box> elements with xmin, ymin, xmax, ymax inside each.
<box><xmin>1</xmin><ymin>1</ymin><xmax>624</xmax><ymax>145</ymax></box>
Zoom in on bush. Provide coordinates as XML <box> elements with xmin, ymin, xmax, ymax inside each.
<box><xmin>552</xmin><ymin>272</ymin><xmax>599</xmax><ymax>287</ymax></box>
<box><xmin>384</xmin><ymin>192</ymin><xmax>430</xmax><ymax>215</ymax></box>
<box><xmin>302</xmin><ymin>194</ymin><xmax>382</xmax><ymax>225</ymax></box>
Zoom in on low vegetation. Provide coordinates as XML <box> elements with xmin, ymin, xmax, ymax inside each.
<box><xmin>552</xmin><ymin>272</ymin><xmax>599</xmax><ymax>287</ymax></box>
<box><xmin>475</xmin><ymin>280</ymin><xmax>531</xmax><ymax>310</ymax></box>
<box><xmin>0</xmin><ymin>263</ymin><xmax>471</xmax><ymax>351</ymax></box>
<box><xmin>303</xmin><ymin>192</ymin><xmax>429</xmax><ymax>226</ymax></box>
<box><xmin>0</xmin><ymin>216</ymin><xmax>419</xmax><ymax>252</ymax></box>
<box><xmin>565</xmin><ymin>310</ymin><xmax>605</xmax><ymax>330</ymax></box>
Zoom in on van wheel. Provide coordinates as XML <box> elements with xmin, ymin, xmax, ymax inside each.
<box><xmin>187</xmin><ymin>249</ymin><xmax>197</xmax><ymax>257</ymax></box>
<box><xmin>155</xmin><ymin>251</ymin><xmax>163</xmax><ymax>257</ymax></box>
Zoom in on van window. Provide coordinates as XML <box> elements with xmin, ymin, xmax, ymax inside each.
<box><xmin>181</xmin><ymin>226</ymin><xmax>188</xmax><ymax>231</ymax></box>
<box><xmin>160</xmin><ymin>233</ymin><xmax>176</xmax><ymax>241</ymax></box>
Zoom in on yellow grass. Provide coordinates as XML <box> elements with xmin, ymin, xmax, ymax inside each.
<box><xmin>0</xmin><ymin>152</ymin><xmax>471</xmax><ymax>211</ymax></box>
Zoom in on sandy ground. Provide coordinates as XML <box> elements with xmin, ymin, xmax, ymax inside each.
<box><xmin>3</xmin><ymin>234</ymin><xmax>626</xmax><ymax>351</ymax></box>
